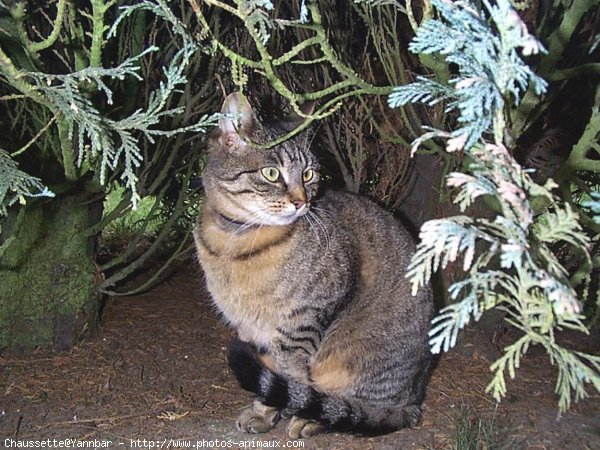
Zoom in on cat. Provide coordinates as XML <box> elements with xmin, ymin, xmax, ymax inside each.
<box><xmin>194</xmin><ymin>92</ymin><xmax>434</xmax><ymax>438</ymax></box>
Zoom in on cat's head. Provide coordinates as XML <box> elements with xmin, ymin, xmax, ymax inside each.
<box><xmin>203</xmin><ymin>92</ymin><xmax>320</xmax><ymax>226</ymax></box>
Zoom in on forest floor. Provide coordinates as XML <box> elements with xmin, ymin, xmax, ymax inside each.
<box><xmin>1</xmin><ymin>264</ymin><xmax>599</xmax><ymax>450</ymax></box>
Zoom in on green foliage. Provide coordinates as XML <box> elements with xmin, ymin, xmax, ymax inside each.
<box><xmin>582</xmin><ymin>192</ymin><xmax>600</xmax><ymax>224</ymax></box>
<box><xmin>0</xmin><ymin>149</ymin><xmax>53</xmax><ymax>219</ymax></box>
<box><xmin>389</xmin><ymin>0</ymin><xmax>547</xmax><ymax>150</ymax></box>
<box><xmin>239</xmin><ymin>0</ymin><xmax>276</xmax><ymax>44</ymax></box>
<box><xmin>392</xmin><ymin>0</ymin><xmax>599</xmax><ymax>412</ymax></box>
<box><xmin>111</xmin><ymin>0</ymin><xmax>190</xmax><ymax>41</ymax></box>
<box><xmin>452</xmin><ymin>405</ymin><xmax>506</xmax><ymax>450</ymax></box>
<box><xmin>92</xmin><ymin>0</ymin><xmax>232</xmax><ymax>295</ymax></box>
<box><xmin>102</xmin><ymin>185</ymin><xmax>161</xmax><ymax>240</ymax></box>
<box><xmin>0</xmin><ymin>0</ymin><xmax>221</xmax><ymax>213</ymax></box>
<box><xmin>0</xmin><ymin>0</ymin><xmax>224</xmax><ymax>304</ymax></box>
<box><xmin>25</xmin><ymin>49</ymin><xmax>155</xmax><ymax>205</ymax></box>
<box><xmin>192</xmin><ymin>0</ymin><xmax>399</xmax><ymax>149</ymax></box>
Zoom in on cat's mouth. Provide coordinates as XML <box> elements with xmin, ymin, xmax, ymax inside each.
<box><xmin>260</xmin><ymin>203</ymin><xmax>309</xmax><ymax>226</ymax></box>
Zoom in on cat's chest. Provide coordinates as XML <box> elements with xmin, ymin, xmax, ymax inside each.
<box><xmin>194</xmin><ymin>223</ymin><xmax>293</xmax><ymax>347</ymax></box>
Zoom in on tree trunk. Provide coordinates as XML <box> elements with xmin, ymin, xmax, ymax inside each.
<box><xmin>0</xmin><ymin>192</ymin><xmax>101</xmax><ymax>352</ymax></box>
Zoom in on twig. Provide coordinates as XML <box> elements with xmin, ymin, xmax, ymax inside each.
<box><xmin>13</xmin><ymin>415</ymin><xmax>23</xmax><ymax>439</ymax></box>
<box><xmin>33</xmin><ymin>412</ymin><xmax>153</xmax><ymax>429</ymax></box>
<box><xmin>0</xmin><ymin>94</ymin><xmax>28</xmax><ymax>101</ymax></box>
<box><xmin>28</xmin><ymin>0</ymin><xmax>68</xmax><ymax>53</ymax></box>
<box><xmin>11</xmin><ymin>111</ymin><xmax>59</xmax><ymax>157</ymax></box>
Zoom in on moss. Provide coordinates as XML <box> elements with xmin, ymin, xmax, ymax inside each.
<box><xmin>0</xmin><ymin>193</ymin><xmax>99</xmax><ymax>351</ymax></box>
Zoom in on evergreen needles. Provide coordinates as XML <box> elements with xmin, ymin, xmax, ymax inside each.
<box><xmin>0</xmin><ymin>0</ymin><xmax>221</xmax><ymax>213</ymax></box>
<box><xmin>388</xmin><ymin>0</ymin><xmax>547</xmax><ymax>149</ymax></box>
<box><xmin>0</xmin><ymin>149</ymin><xmax>54</xmax><ymax>218</ymax></box>
<box><xmin>391</xmin><ymin>0</ymin><xmax>599</xmax><ymax>412</ymax></box>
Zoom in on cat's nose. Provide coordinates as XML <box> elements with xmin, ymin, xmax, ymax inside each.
<box><xmin>288</xmin><ymin>187</ymin><xmax>307</xmax><ymax>210</ymax></box>
<box><xmin>292</xmin><ymin>199</ymin><xmax>305</xmax><ymax>210</ymax></box>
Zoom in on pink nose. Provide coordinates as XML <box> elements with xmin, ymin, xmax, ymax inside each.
<box><xmin>292</xmin><ymin>199</ymin><xmax>305</xmax><ymax>210</ymax></box>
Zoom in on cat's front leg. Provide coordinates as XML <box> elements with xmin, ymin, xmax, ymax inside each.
<box><xmin>271</xmin><ymin>340</ymin><xmax>312</xmax><ymax>383</ymax></box>
<box><xmin>271</xmin><ymin>320</ymin><xmax>324</xmax><ymax>383</ymax></box>
<box><xmin>227</xmin><ymin>339</ymin><xmax>283</xmax><ymax>434</ymax></box>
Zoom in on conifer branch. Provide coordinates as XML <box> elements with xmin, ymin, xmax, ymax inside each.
<box><xmin>89</xmin><ymin>0</ymin><xmax>117</xmax><ymax>67</ymax></box>
<box><xmin>0</xmin><ymin>149</ymin><xmax>54</xmax><ymax>218</ymax></box>
<box><xmin>1</xmin><ymin>0</ymin><xmax>222</xmax><ymax>211</ymax></box>
<box><xmin>27</xmin><ymin>0</ymin><xmax>68</xmax><ymax>53</ymax></box>
<box><xmin>11</xmin><ymin>111</ymin><xmax>60</xmax><ymax>157</ymax></box>
<box><xmin>0</xmin><ymin>47</ymin><xmax>47</xmax><ymax>106</ymax></box>
<box><xmin>186</xmin><ymin>0</ymin><xmax>395</xmax><ymax>142</ymax></box>
<box><xmin>510</xmin><ymin>0</ymin><xmax>595</xmax><ymax>137</ymax></box>
<box><xmin>392</xmin><ymin>0</ymin><xmax>599</xmax><ymax>412</ymax></box>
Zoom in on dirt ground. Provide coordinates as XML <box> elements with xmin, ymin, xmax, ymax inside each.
<box><xmin>1</xmin><ymin>265</ymin><xmax>598</xmax><ymax>450</ymax></box>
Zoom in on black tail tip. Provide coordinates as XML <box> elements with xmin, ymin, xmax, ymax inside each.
<box><xmin>227</xmin><ymin>338</ymin><xmax>263</xmax><ymax>393</ymax></box>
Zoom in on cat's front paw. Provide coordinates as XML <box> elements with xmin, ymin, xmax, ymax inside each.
<box><xmin>236</xmin><ymin>402</ymin><xmax>280</xmax><ymax>434</ymax></box>
<box><xmin>286</xmin><ymin>415</ymin><xmax>325</xmax><ymax>439</ymax></box>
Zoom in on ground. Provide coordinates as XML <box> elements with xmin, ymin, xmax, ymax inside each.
<box><xmin>1</xmin><ymin>265</ymin><xmax>598</xmax><ymax>450</ymax></box>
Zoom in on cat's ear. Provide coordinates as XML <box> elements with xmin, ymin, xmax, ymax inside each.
<box><xmin>298</xmin><ymin>100</ymin><xmax>316</xmax><ymax>117</ymax></box>
<box><xmin>283</xmin><ymin>100</ymin><xmax>317</xmax><ymax>129</ymax></box>
<box><xmin>219</xmin><ymin>92</ymin><xmax>255</xmax><ymax>150</ymax></box>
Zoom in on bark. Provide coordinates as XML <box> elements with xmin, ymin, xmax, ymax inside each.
<box><xmin>0</xmin><ymin>192</ymin><xmax>101</xmax><ymax>352</ymax></box>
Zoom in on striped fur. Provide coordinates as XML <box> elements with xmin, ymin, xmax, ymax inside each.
<box><xmin>228</xmin><ymin>339</ymin><xmax>425</xmax><ymax>436</ymax></box>
<box><xmin>194</xmin><ymin>92</ymin><xmax>434</xmax><ymax>437</ymax></box>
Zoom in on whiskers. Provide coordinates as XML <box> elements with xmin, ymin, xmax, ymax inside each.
<box><xmin>222</xmin><ymin>206</ymin><xmax>279</xmax><ymax>256</ymax></box>
<box><xmin>248</xmin><ymin>222</ymin><xmax>264</xmax><ymax>256</ymax></box>
<box><xmin>223</xmin><ymin>210</ymin><xmax>263</xmax><ymax>254</ymax></box>
<box><xmin>310</xmin><ymin>205</ymin><xmax>335</xmax><ymax>223</ymax></box>
<box><xmin>303</xmin><ymin>123</ymin><xmax>321</xmax><ymax>154</ymax></box>
<box><xmin>247</xmin><ymin>207</ymin><xmax>271</xmax><ymax>256</ymax></box>
<box><xmin>303</xmin><ymin>208</ymin><xmax>330</xmax><ymax>252</ymax></box>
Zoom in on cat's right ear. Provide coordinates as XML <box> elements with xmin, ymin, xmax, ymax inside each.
<box><xmin>218</xmin><ymin>92</ymin><xmax>255</xmax><ymax>150</ymax></box>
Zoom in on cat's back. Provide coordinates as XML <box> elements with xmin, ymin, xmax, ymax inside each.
<box><xmin>315</xmin><ymin>190</ymin><xmax>417</xmax><ymax>268</ymax></box>
<box><xmin>313</xmin><ymin>190</ymin><xmax>431</xmax><ymax>317</ymax></box>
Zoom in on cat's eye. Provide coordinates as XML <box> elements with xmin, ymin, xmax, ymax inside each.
<box><xmin>302</xmin><ymin>168</ymin><xmax>314</xmax><ymax>183</ymax></box>
<box><xmin>261</xmin><ymin>167</ymin><xmax>280</xmax><ymax>182</ymax></box>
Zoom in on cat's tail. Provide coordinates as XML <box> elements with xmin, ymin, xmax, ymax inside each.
<box><xmin>227</xmin><ymin>339</ymin><xmax>421</xmax><ymax>435</ymax></box>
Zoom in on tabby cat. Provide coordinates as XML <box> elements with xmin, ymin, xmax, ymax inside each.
<box><xmin>194</xmin><ymin>92</ymin><xmax>434</xmax><ymax>438</ymax></box>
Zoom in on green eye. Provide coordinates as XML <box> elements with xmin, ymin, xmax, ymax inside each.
<box><xmin>261</xmin><ymin>167</ymin><xmax>280</xmax><ymax>182</ymax></box>
<box><xmin>303</xmin><ymin>168</ymin><xmax>314</xmax><ymax>183</ymax></box>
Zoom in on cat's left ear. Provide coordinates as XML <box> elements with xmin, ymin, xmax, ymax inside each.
<box><xmin>283</xmin><ymin>100</ymin><xmax>317</xmax><ymax>129</ymax></box>
<box><xmin>219</xmin><ymin>92</ymin><xmax>255</xmax><ymax>150</ymax></box>
<box><xmin>298</xmin><ymin>100</ymin><xmax>316</xmax><ymax>117</ymax></box>
<box><xmin>292</xmin><ymin>100</ymin><xmax>316</xmax><ymax>121</ymax></box>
